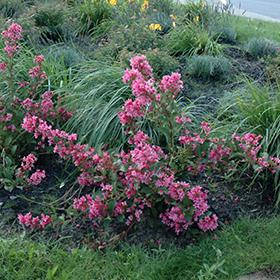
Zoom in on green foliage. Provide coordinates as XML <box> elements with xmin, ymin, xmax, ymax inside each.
<box><xmin>0</xmin><ymin>0</ymin><xmax>24</xmax><ymax>19</ymax></box>
<box><xmin>246</xmin><ymin>37</ymin><xmax>280</xmax><ymax>59</ymax></box>
<box><xmin>75</xmin><ymin>0</ymin><xmax>112</xmax><ymax>34</ymax></box>
<box><xmin>33</xmin><ymin>1</ymin><xmax>66</xmax><ymax>42</ymax></box>
<box><xmin>210</xmin><ymin>25</ymin><xmax>236</xmax><ymax>43</ymax></box>
<box><xmin>147</xmin><ymin>11</ymin><xmax>175</xmax><ymax>35</ymax></box>
<box><xmin>118</xmin><ymin>48</ymin><xmax>179</xmax><ymax>79</ymax></box>
<box><xmin>188</xmin><ymin>55</ymin><xmax>231</xmax><ymax>80</ymax></box>
<box><xmin>167</xmin><ymin>22</ymin><xmax>222</xmax><ymax>57</ymax></box>
<box><xmin>44</xmin><ymin>45</ymin><xmax>84</xmax><ymax>71</ymax></box>
<box><xmin>180</xmin><ymin>0</ymin><xmax>212</xmax><ymax>26</ymax></box>
<box><xmin>63</xmin><ymin>62</ymin><xmax>131</xmax><ymax>148</ymax></box>
<box><xmin>96</xmin><ymin>20</ymin><xmax>165</xmax><ymax>61</ymax></box>
<box><xmin>219</xmin><ymin>81</ymin><xmax>280</xmax><ymax>201</ymax></box>
<box><xmin>265</xmin><ymin>48</ymin><xmax>280</xmax><ymax>82</ymax></box>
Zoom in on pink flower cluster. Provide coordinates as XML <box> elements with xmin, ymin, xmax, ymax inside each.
<box><xmin>16</xmin><ymin>154</ymin><xmax>45</xmax><ymax>185</ymax></box>
<box><xmin>18</xmin><ymin>212</ymin><xmax>52</xmax><ymax>229</ymax></box>
<box><xmin>73</xmin><ymin>194</ymin><xmax>108</xmax><ymax>220</ymax></box>
<box><xmin>1</xmin><ymin>23</ymin><xmax>22</xmax><ymax>58</ymax></box>
<box><xmin>119</xmin><ymin>55</ymin><xmax>183</xmax><ymax>131</ymax></box>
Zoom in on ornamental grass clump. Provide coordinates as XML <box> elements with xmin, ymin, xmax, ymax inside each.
<box><xmin>188</xmin><ymin>55</ymin><xmax>231</xmax><ymax>80</ymax></box>
<box><xmin>75</xmin><ymin>0</ymin><xmax>112</xmax><ymax>34</ymax></box>
<box><xmin>19</xmin><ymin>54</ymin><xmax>280</xmax><ymax>236</ymax></box>
<box><xmin>210</xmin><ymin>25</ymin><xmax>236</xmax><ymax>43</ymax></box>
<box><xmin>0</xmin><ymin>0</ymin><xmax>24</xmax><ymax>19</ymax></box>
<box><xmin>167</xmin><ymin>21</ymin><xmax>221</xmax><ymax>57</ymax></box>
<box><xmin>246</xmin><ymin>37</ymin><xmax>280</xmax><ymax>59</ymax></box>
<box><xmin>34</xmin><ymin>2</ymin><xmax>66</xmax><ymax>42</ymax></box>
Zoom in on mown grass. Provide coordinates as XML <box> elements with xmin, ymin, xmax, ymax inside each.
<box><xmin>1</xmin><ymin>215</ymin><xmax>280</xmax><ymax>279</ymax></box>
<box><xmin>226</xmin><ymin>15</ymin><xmax>280</xmax><ymax>44</ymax></box>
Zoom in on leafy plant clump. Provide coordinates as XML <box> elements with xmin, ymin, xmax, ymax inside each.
<box><xmin>188</xmin><ymin>55</ymin><xmax>231</xmax><ymax>80</ymax></box>
<box><xmin>34</xmin><ymin>2</ymin><xmax>66</xmax><ymax>42</ymax></box>
<box><xmin>266</xmin><ymin>46</ymin><xmax>280</xmax><ymax>82</ymax></box>
<box><xmin>118</xmin><ymin>47</ymin><xmax>179</xmax><ymax>79</ymax></box>
<box><xmin>246</xmin><ymin>37</ymin><xmax>280</xmax><ymax>58</ymax></box>
<box><xmin>96</xmin><ymin>20</ymin><xmax>165</xmax><ymax>61</ymax></box>
<box><xmin>75</xmin><ymin>0</ymin><xmax>113</xmax><ymax>34</ymax></box>
<box><xmin>167</xmin><ymin>21</ymin><xmax>222</xmax><ymax>57</ymax></box>
<box><xmin>0</xmin><ymin>0</ymin><xmax>24</xmax><ymax>19</ymax></box>
<box><xmin>210</xmin><ymin>25</ymin><xmax>236</xmax><ymax>43</ymax></box>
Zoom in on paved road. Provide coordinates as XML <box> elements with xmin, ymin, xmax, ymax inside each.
<box><xmin>224</xmin><ymin>0</ymin><xmax>280</xmax><ymax>20</ymax></box>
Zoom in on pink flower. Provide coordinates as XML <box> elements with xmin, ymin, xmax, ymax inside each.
<box><xmin>0</xmin><ymin>61</ymin><xmax>7</xmax><ymax>72</ymax></box>
<box><xmin>27</xmin><ymin>170</ymin><xmax>46</xmax><ymax>185</ymax></box>
<box><xmin>198</xmin><ymin>214</ymin><xmax>218</xmax><ymax>232</ymax></box>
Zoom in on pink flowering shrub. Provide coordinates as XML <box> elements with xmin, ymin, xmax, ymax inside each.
<box><xmin>0</xmin><ymin>23</ymin><xmax>73</xmax><ymax>191</ymax></box>
<box><xmin>19</xmin><ymin>54</ymin><xmax>280</xmax><ymax>235</ymax></box>
<box><xmin>18</xmin><ymin>212</ymin><xmax>52</xmax><ymax>229</ymax></box>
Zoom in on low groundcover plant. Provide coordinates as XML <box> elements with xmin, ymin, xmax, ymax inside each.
<box><xmin>17</xmin><ymin>50</ymin><xmax>280</xmax><ymax>236</ymax></box>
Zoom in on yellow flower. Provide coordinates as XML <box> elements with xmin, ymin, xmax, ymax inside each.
<box><xmin>170</xmin><ymin>14</ymin><xmax>176</xmax><ymax>20</ymax></box>
<box><xmin>110</xmin><ymin>0</ymin><xmax>116</xmax><ymax>5</ymax></box>
<box><xmin>200</xmin><ymin>1</ymin><xmax>206</xmax><ymax>7</ymax></box>
<box><xmin>149</xmin><ymin>23</ymin><xmax>162</xmax><ymax>31</ymax></box>
<box><xmin>218</xmin><ymin>0</ymin><xmax>220</xmax><ymax>4</ymax></box>
<box><xmin>193</xmin><ymin>15</ymin><xmax>199</xmax><ymax>23</ymax></box>
<box><xmin>129</xmin><ymin>0</ymin><xmax>134</xmax><ymax>2</ymax></box>
<box><xmin>173</xmin><ymin>21</ymin><xmax>176</xmax><ymax>28</ymax></box>
<box><xmin>142</xmin><ymin>1</ymin><xmax>149</xmax><ymax>10</ymax></box>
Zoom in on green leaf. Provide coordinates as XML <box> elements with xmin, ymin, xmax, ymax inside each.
<box><xmin>141</xmin><ymin>186</ymin><xmax>154</xmax><ymax>194</ymax></box>
<box><xmin>67</xmin><ymin>205</ymin><xmax>73</xmax><ymax>217</ymax></box>
<box><xmin>117</xmin><ymin>214</ymin><xmax>125</xmax><ymax>223</ymax></box>
<box><xmin>4</xmin><ymin>185</ymin><xmax>14</xmax><ymax>192</ymax></box>
<box><xmin>107</xmin><ymin>200</ymin><xmax>116</xmax><ymax>214</ymax></box>
<box><xmin>5</xmin><ymin>136</ymin><xmax>12</xmax><ymax>147</ymax></box>
<box><xmin>147</xmin><ymin>217</ymin><xmax>154</xmax><ymax>228</ymax></box>
<box><xmin>151</xmin><ymin>207</ymin><xmax>158</xmax><ymax>216</ymax></box>
<box><xmin>103</xmin><ymin>219</ymin><xmax>111</xmax><ymax>230</ymax></box>
<box><xmin>3</xmin><ymin>169</ymin><xmax>12</xmax><ymax>180</ymax></box>
<box><xmin>61</xmin><ymin>219</ymin><xmax>71</xmax><ymax>231</ymax></box>
<box><xmin>11</xmin><ymin>145</ymin><xmax>17</xmax><ymax>155</ymax></box>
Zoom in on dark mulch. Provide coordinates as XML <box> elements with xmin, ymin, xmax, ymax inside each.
<box><xmin>0</xmin><ymin>44</ymin><xmax>277</xmax><ymax>250</ymax></box>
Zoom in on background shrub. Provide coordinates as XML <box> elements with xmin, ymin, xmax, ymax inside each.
<box><xmin>96</xmin><ymin>20</ymin><xmax>166</xmax><ymax>61</ymax></box>
<box><xmin>117</xmin><ymin>48</ymin><xmax>179</xmax><ymax>79</ymax></box>
<box><xmin>34</xmin><ymin>1</ymin><xmax>66</xmax><ymax>42</ymax></box>
<box><xmin>0</xmin><ymin>0</ymin><xmax>24</xmax><ymax>19</ymax></box>
<box><xmin>266</xmin><ymin>48</ymin><xmax>280</xmax><ymax>82</ymax></box>
<box><xmin>246</xmin><ymin>37</ymin><xmax>280</xmax><ymax>58</ymax></box>
<box><xmin>188</xmin><ymin>55</ymin><xmax>231</xmax><ymax>80</ymax></box>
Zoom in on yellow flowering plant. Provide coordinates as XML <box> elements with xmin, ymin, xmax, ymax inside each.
<box><xmin>142</xmin><ymin>0</ymin><xmax>149</xmax><ymax>10</ymax></box>
<box><xmin>149</xmin><ymin>23</ymin><xmax>162</xmax><ymax>31</ymax></box>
